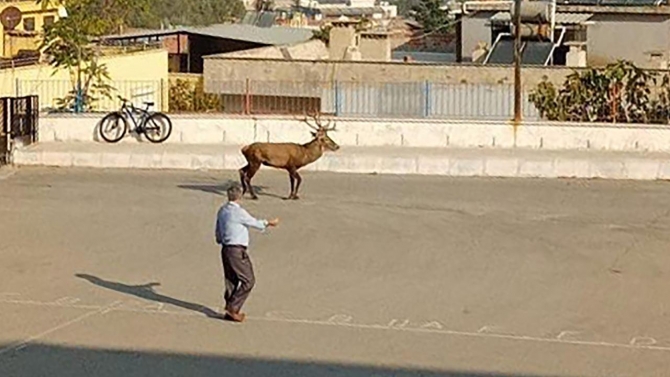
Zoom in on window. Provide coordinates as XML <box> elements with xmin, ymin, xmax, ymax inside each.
<box><xmin>43</xmin><ymin>16</ymin><xmax>55</xmax><ymax>28</ymax></box>
<box><xmin>23</xmin><ymin>17</ymin><xmax>35</xmax><ymax>32</ymax></box>
<box><xmin>564</xmin><ymin>26</ymin><xmax>587</xmax><ymax>43</ymax></box>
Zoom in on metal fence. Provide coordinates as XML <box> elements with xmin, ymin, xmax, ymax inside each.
<box><xmin>16</xmin><ymin>80</ymin><xmax>166</xmax><ymax>113</ymax></box>
<box><xmin>1</xmin><ymin>96</ymin><xmax>39</xmax><ymax>165</ymax></box>
<box><xmin>207</xmin><ymin>80</ymin><xmax>541</xmax><ymax>120</ymax></box>
<box><xmin>18</xmin><ymin>79</ymin><xmax>540</xmax><ymax>120</ymax></box>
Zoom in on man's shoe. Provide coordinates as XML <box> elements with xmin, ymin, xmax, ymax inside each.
<box><xmin>224</xmin><ymin>310</ymin><xmax>246</xmax><ymax>322</ymax></box>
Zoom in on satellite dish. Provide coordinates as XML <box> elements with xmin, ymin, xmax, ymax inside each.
<box><xmin>0</xmin><ymin>6</ymin><xmax>22</xmax><ymax>31</ymax></box>
<box><xmin>57</xmin><ymin>6</ymin><xmax>68</xmax><ymax>18</ymax></box>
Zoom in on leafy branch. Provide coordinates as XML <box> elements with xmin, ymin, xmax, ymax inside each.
<box><xmin>529</xmin><ymin>61</ymin><xmax>670</xmax><ymax>124</ymax></box>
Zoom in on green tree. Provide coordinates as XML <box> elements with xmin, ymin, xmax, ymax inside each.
<box><xmin>38</xmin><ymin>0</ymin><xmax>150</xmax><ymax>111</ymax></box>
<box><xmin>128</xmin><ymin>0</ymin><xmax>246</xmax><ymax>28</ymax></box>
<box><xmin>391</xmin><ymin>0</ymin><xmax>420</xmax><ymax>17</ymax></box>
<box><xmin>411</xmin><ymin>0</ymin><xmax>451</xmax><ymax>34</ymax></box>
<box><xmin>529</xmin><ymin>61</ymin><xmax>667</xmax><ymax>124</ymax></box>
<box><xmin>37</xmin><ymin>0</ymin><xmax>149</xmax><ymax>34</ymax></box>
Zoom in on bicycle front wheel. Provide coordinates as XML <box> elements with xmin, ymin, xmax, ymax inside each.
<box><xmin>99</xmin><ymin>112</ymin><xmax>128</xmax><ymax>143</ymax></box>
<box><xmin>143</xmin><ymin>112</ymin><xmax>172</xmax><ymax>143</ymax></box>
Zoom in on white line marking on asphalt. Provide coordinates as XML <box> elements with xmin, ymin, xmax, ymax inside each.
<box><xmin>2</xmin><ymin>298</ymin><xmax>670</xmax><ymax>353</ymax></box>
<box><xmin>54</xmin><ymin>297</ymin><xmax>81</xmax><ymax>305</ymax></box>
<box><xmin>0</xmin><ymin>299</ymin><xmax>102</xmax><ymax>310</ymax></box>
<box><xmin>421</xmin><ymin>321</ymin><xmax>444</xmax><ymax>330</ymax></box>
<box><xmin>264</xmin><ymin>311</ymin><xmax>293</xmax><ymax>319</ymax></box>
<box><xmin>327</xmin><ymin>314</ymin><xmax>353</xmax><ymax>324</ymax></box>
<box><xmin>387</xmin><ymin>319</ymin><xmax>410</xmax><ymax>328</ymax></box>
<box><xmin>478</xmin><ymin>325</ymin><xmax>493</xmax><ymax>333</ymax></box>
<box><xmin>252</xmin><ymin>316</ymin><xmax>670</xmax><ymax>353</ymax></box>
<box><xmin>630</xmin><ymin>337</ymin><xmax>657</xmax><ymax>346</ymax></box>
<box><xmin>556</xmin><ymin>331</ymin><xmax>581</xmax><ymax>340</ymax></box>
<box><xmin>0</xmin><ymin>300</ymin><xmax>122</xmax><ymax>356</ymax></box>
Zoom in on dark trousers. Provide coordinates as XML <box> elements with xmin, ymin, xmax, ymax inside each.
<box><xmin>221</xmin><ymin>245</ymin><xmax>256</xmax><ymax>313</ymax></box>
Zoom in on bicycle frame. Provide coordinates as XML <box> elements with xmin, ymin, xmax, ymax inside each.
<box><xmin>119</xmin><ymin>100</ymin><xmax>153</xmax><ymax>132</ymax></box>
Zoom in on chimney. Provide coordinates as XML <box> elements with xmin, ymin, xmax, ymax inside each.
<box><xmin>328</xmin><ymin>22</ymin><xmax>358</xmax><ymax>60</ymax></box>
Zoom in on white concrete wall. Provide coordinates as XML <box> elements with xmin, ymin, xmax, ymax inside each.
<box><xmin>37</xmin><ymin>114</ymin><xmax>670</xmax><ymax>153</ymax></box>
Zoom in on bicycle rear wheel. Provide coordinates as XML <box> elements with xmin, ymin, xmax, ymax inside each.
<box><xmin>143</xmin><ymin>112</ymin><xmax>172</xmax><ymax>143</ymax></box>
<box><xmin>99</xmin><ymin>112</ymin><xmax>128</xmax><ymax>143</ymax></box>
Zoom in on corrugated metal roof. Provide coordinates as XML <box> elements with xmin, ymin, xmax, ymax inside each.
<box><xmin>558</xmin><ymin>0</ymin><xmax>665</xmax><ymax>5</ymax></box>
<box><xmin>317</xmin><ymin>0</ymin><xmax>351</xmax><ymax>4</ymax></box>
<box><xmin>241</xmin><ymin>11</ymin><xmax>278</xmax><ymax>27</ymax></box>
<box><xmin>490</xmin><ymin>11</ymin><xmax>593</xmax><ymax>24</ymax></box>
<box><xmin>192</xmin><ymin>24</ymin><xmax>313</xmax><ymax>45</ymax></box>
<box><xmin>319</xmin><ymin>6</ymin><xmax>385</xmax><ymax>16</ymax></box>
<box><xmin>100</xmin><ymin>24</ymin><xmax>313</xmax><ymax>46</ymax></box>
<box><xmin>208</xmin><ymin>39</ymin><xmax>328</xmax><ymax>60</ymax></box>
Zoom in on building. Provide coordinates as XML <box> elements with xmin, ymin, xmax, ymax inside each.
<box><xmin>292</xmin><ymin>0</ymin><xmax>398</xmax><ymax>25</ymax></box>
<box><xmin>451</xmin><ymin>0</ymin><xmax>670</xmax><ymax>68</ymax></box>
<box><xmin>0</xmin><ymin>0</ymin><xmax>65</xmax><ymax>61</ymax></box>
<box><xmin>388</xmin><ymin>18</ymin><xmax>457</xmax><ymax>63</ymax></box>
<box><xmin>483</xmin><ymin>10</ymin><xmax>592</xmax><ymax>66</ymax></box>
<box><xmin>200</xmin><ymin>39</ymin><xmax>328</xmax><ymax>114</ymax></box>
<box><xmin>2</xmin><ymin>48</ymin><xmax>169</xmax><ymax>111</ymax></box>
<box><xmin>99</xmin><ymin>23</ymin><xmax>314</xmax><ymax>74</ymax></box>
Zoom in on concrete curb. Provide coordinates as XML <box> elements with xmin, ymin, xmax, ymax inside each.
<box><xmin>13</xmin><ymin>143</ymin><xmax>670</xmax><ymax>180</ymax></box>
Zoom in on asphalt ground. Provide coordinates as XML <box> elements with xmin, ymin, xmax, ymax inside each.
<box><xmin>1</xmin><ymin>167</ymin><xmax>669</xmax><ymax>376</ymax></box>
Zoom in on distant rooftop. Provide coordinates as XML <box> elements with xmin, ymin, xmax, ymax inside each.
<box><xmin>100</xmin><ymin>23</ymin><xmax>314</xmax><ymax>46</ymax></box>
<box><xmin>315</xmin><ymin>0</ymin><xmax>351</xmax><ymax>4</ymax></box>
<box><xmin>241</xmin><ymin>11</ymin><xmax>278</xmax><ymax>27</ymax></box>
<box><xmin>319</xmin><ymin>6</ymin><xmax>386</xmax><ymax>16</ymax></box>
<box><xmin>555</xmin><ymin>0</ymin><xmax>665</xmax><ymax>5</ymax></box>
<box><xmin>449</xmin><ymin>0</ymin><xmax>670</xmax><ymax>14</ymax></box>
<box><xmin>206</xmin><ymin>39</ymin><xmax>328</xmax><ymax>60</ymax></box>
<box><xmin>490</xmin><ymin>11</ymin><xmax>593</xmax><ymax>24</ymax></box>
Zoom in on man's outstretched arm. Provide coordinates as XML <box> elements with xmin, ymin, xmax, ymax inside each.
<box><xmin>240</xmin><ymin>209</ymin><xmax>279</xmax><ymax>231</ymax></box>
<box><xmin>240</xmin><ymin>209</ymin><xmax>268</xmax><ymax>231</ymax></box>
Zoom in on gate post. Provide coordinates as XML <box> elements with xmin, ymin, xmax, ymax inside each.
<box><xmin>2</xmin><ymin>98</ymin><xmax>10</xmax><ymax>164</ymax></box>
<box><xmin>423</xmin><ymin>81</ymin><xmax>431</xmax><ymax>118</ymax></box>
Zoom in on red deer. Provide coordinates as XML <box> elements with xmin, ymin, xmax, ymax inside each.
<box><xmin>239</xmin><ymin>112</ymin><xmax>340</xmax><ymax>200</ymax></box>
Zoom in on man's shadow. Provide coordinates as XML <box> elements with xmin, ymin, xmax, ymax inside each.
<box><xmin>75</xmin><ymin>273</ymin><xmax>225</xmax><ymax>320</ymax></box>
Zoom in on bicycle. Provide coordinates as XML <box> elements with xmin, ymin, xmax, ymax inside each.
<box><xmin>99</xmin><ymin>96</ymin><xmax>172</xmax><ymax>143</ymax></box>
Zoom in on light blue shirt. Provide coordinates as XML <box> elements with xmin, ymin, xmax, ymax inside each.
<box><xmin>215</xmin><ymin>202</ymin><xmax>268</xmax><ymax>247</ymax></box>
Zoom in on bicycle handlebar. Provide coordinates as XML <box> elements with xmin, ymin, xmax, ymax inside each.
<box><xmin>117</xmin><ymin>96</ymin><xmax>154</xmax><ymax>112</ymax></box>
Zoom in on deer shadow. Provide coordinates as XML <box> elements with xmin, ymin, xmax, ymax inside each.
<box><xmin>178</xmin><ymin>179</ymin><xmax>284</xmax><ymax>199</ymax></box>
<box><xmin>75</xmin><ymin>273</ymin><xmax>225</xmax><ymax>319</ymax></box>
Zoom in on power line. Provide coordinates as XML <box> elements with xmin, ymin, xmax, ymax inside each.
<box><xmin>404</xmin><ymin>10</ymin><xmax>479</xmax><ymax>43</ymax></box>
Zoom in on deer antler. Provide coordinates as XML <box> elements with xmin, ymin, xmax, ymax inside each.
<box><xmin>323</xmin><ymin>118</ymin><xmax>332</xmax><ymax>130</ymax></box>
<box><xmin>307</xmin><ymin>111</ymin><xmax>327</xmax><ymax>130</ymax></box>
<box><xmin>322</xmin><ymin>118</ymin><xmax>336</xmax><ymax>132</ymax></box>
<box><xmin>297</xmin><ymin>111</ymin><xmax>319</xmax><ymax>130</ymax></box>
<box><xmin>297</xmin><ymin>111</ymin><xmax>338</xmax><ymax>132</ymax></box>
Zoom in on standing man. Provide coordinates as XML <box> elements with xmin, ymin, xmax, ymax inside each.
<box><xmin>215</xmin><ymin>185</ymin><xmax>279</xmax><ymax>322</ymax></box>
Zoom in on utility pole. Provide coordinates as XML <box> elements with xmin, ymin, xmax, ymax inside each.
<box><xmin>513</xmin><ymin>0</ymin><xmax>522</xmax><ymax>124</ymax></box>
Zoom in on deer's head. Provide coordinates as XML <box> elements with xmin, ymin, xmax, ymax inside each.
<box><xmin>302</xmin><ymin>112</ymin><xmax>340</xmax><ymax>152</ymax></box>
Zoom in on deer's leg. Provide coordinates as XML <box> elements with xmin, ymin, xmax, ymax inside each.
<box><xmin>287</xmin><ymin>170</ymin><xmax>295</xmax><ymax>200</ymax></box>
<box><xmin>292</xmin><ymin>171</ymin><xmax>303</xmax><ymax>200</ymax></box>
<box><xmin>239</xmin><ymin>165</ymin><xmax>249</xmax><ymax>194</ymax></box>
<box><xmin>246</xmin><ymin>163</ymin><xmax>261</xmax><ymax>200</ymax></box>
